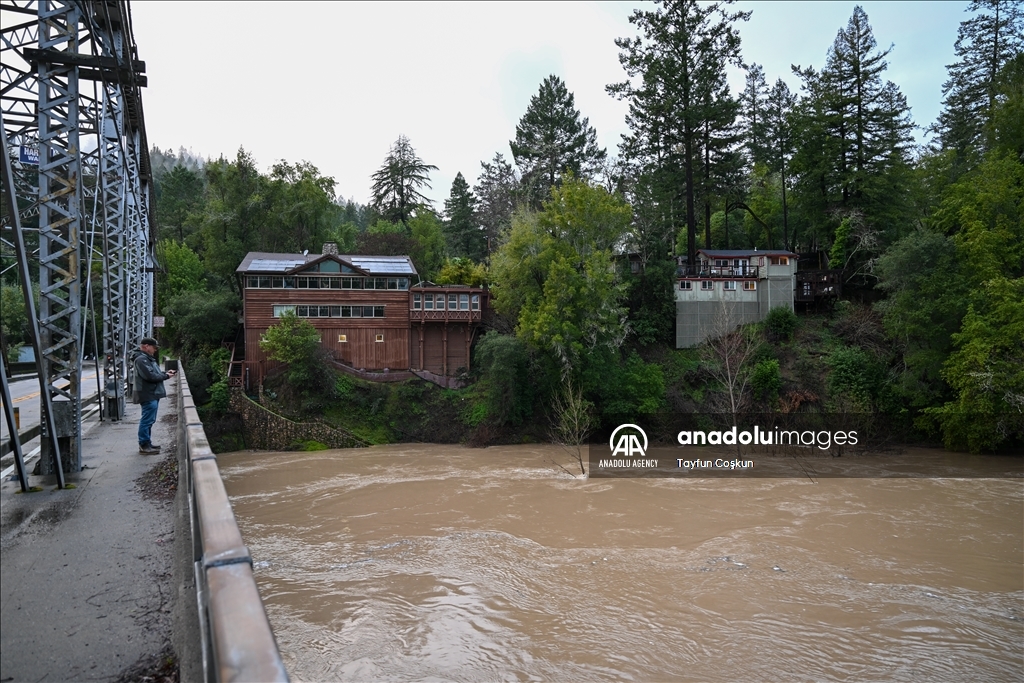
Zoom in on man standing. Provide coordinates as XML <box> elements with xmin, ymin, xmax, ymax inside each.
<box><xmin>132</xmin><ymin>337</ymin><xmax>176</xmax><ymax>455</ymax></box>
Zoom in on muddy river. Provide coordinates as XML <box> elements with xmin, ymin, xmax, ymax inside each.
<box><xmin>220</xmin><ymin>444</ymin><xmax>1023</xmax><ymax>682</ymax></box>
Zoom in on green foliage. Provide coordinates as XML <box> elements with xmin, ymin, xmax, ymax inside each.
<box><xmin>208</xmin><ymin>379</ymin><xmax>230</xmax><ymax>414</ymax></box>
<box><xmin>408</xmin><ymin>210</ymin><xmax>446</xmax><ymax>281</ymax></box>
<box><xmin>828</xmin><ymin>217</ymin><xmax>851</xmax><ymax>269</ymax></box>
<box><xmin>473</xmin><ymin>332</ymin><xmax>535</xmax><ymax>426</ymax></box>
<box><xmin>370</xmin><ymin>135</ymin><xmax>438</xmax><ymax>227</ymax></box>
<box><xmin>622</xmin><ymin>256</ymin><xmax>676</xmax><ymax>346</ymax></box>
<box><xmin>193</xmin><ymin>149</ymin><xmax>341</xmax><ymax>291</ymax></box>
<box><xmin>155</xmin><ymin>164</ymin><xmax>204</xmax><ymax>242</ymax></box>
<box><xmin>764</xmin><ymin>306</ymin><xmax>798</xmax><ymax>342</ymax></box>
<box><xmin>826</xmin><ymin>346</ymin><xmax>881</xmax><ymax>409</ymax></box>
<box><xmin>928</xmin><ymin>277</ymin><xmax>1024</xmax><ymax>452</ymax></box>
<box><xmin>491</xmin><ymin>178</ymin><xmax>630</xmax><ymax>374</ymax></box>
<box><xmin>598</xmin><ymin>352</ymin><xmax>666</xmax><ymax>417</ymax></box>
<box><xmin>444</xmin><ymin>172</ymin><xmax>485</xmax><ymax>260</ymax></box>
<box><xmin>436</xmin><ymin>257</ymin><xmax>487</xmax><ymax>287</ymax></box>
<box><xmin>163</xmin><ymin>290</ymin><xmax>240</xmax><ymax>355</ymax></box>
<box><xmin>751</xmin><ymin>359</ymin><xmax>782</xmax><ymax>402</ymax></box>
<box><xmin>259</xmin><ymin>311</ymin><xmax>322</xmax><ymax>379</ymax></box>
<box><xmin>1</xmin><ymin>284</ymin><xmax>30</xmax><ymax>366</ymax></box>
<box><xmin>156</xmin><ymin>239</ymin><xmax>205</xmax><ymax>313</ymax></box>
<box><xmin>511</xmin><ymin>75</ymin><xmax>606</xmax><ymax>207</ymax></box>
<box><xmin>474</xmin><ymin>152</ymin><xmax>519</xmax><ymax>254</ymax></box>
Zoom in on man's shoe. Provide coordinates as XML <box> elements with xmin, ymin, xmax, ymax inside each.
<box><xmin>139</xmin><ymin>445</ymin><xmax>160</xmax><ymax>455</ymax></box>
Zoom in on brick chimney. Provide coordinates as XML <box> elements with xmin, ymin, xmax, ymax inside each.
<box><xmin>322</xmin><ymin>241</ymin><xmax>338</xmax><ymax>255</ymax></box>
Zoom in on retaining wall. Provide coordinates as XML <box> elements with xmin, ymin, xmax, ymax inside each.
<box><xmin>229</xmin><ymin>390</ymin><xmax>368</xmax><ymax>450</ymax></box>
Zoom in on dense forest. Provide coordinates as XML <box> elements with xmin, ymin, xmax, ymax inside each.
<box><xmin>4</xmin><ymin>1</ymin><xmax>1019</xmax><ymax>453</ymax></box>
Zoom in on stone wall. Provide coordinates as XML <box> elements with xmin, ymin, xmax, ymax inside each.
<box><xmin>228</xmin><ymin>390</ymin><xmax>368</xmax><ymax>450</ymax></box>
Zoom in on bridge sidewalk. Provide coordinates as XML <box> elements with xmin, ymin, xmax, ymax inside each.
<box><xmin>0</xmin><ymin>381</ymin><xmax>182</xmax><ymax>683</ymax></box>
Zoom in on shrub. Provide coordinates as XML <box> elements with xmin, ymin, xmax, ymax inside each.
<box><xmin>764</xmin><ymin>306</ymin><xmax>798</xmax><ymax>342</ymax></box>
<box><xmin>751</xmin><ymin>359</ymin><xmax>782</xmax><ymax>402</ymax></box>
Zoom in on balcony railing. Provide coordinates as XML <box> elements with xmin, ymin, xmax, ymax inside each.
<box><xmin>677</xmin><ymin>264</ymin><xmax>759</xmax><ymax>278</ymax></box>
<box><xmin>410</xmin><ymin>309</ymin><xmax>482</xmax><ymax>322</ymax></box>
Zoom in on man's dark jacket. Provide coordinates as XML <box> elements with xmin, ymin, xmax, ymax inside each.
<box><xmin>132</xmin><ymin>350</ymin><xmax>169</xmax><ymax>402</ymax></box>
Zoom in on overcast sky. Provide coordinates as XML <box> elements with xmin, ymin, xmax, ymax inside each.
<box><xmin>130</xmin><ymin>1</ymin><xmax>967</xmax><ymax>208</ymax></box>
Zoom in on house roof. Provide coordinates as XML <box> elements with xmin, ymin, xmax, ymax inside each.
<box><xmin>698</xmin><ymin>249</ymin><xmax>797</xmax><ymax>259</ymax></box>
<box><xmin>237</xmin><ymin>252</ymin><xmax>417</xmax><ymax>276</ymax></box>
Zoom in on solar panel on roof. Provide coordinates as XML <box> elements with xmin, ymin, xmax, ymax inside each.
<box><xmin>250</xmin><ymin>258</ymin><xmax>305</xmax><ymax>271</ymax></box>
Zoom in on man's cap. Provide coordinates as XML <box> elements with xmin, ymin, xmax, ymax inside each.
<box><xmin>141</xmin><ymin>337</ymin><xmax>158</xmax><ymax>347</ymax></box>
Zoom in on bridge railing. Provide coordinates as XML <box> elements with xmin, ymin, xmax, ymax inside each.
<box><xmin>177</xmin><ymin>362</ymin><xmax>289</xmax><ymax>682</ymax></box>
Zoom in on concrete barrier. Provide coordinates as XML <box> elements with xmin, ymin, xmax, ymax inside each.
<box><xmin>177</xmin><ymin>363</ymin><xmax>289</xmax><ymax>683</ymax></box>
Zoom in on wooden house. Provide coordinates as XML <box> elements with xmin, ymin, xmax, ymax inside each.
<box><xmin>236</xmin><ymin>243</ymin><xmax>488</xmax><ymax>388</ymax></box>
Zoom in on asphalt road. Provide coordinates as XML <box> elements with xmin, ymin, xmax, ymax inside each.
<box><xmin>1</xmin><ymin>363</ymin><xmax>101</xmax><ymax>440</ymax></box>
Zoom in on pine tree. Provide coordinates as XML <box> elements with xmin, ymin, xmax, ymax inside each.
<box><xmin>764</xmin><ymin>78</ymin><xmax>797</xmax><ymax>249</ymax></box>
<box><xmin>474</xmin><ymin>152</ymin><xmax>519</xmax><ymax>255</ymax></box>
<box><xmin>443</xmin><ymin>172</ymin><xmax>484</xmax><ymax>261</ymax></box>
<box><xmin>510</xmin><ymin>75</ymin><xmax>606</xmax><ymax>207</ymax></box>
<box><xmin>934</xmin><ymin>0</ymin><xmax>1024</xmax><ymax>166</ymax></box>
<box><xmin>608</xmin><ymin>0</ymin><xmax>749</xmax><ymax>265</ymax></box>
<box><xmin>790</xmin><ymin>5</ymin><xmax>914</xmax><ymax>249</ymax></box>
<box><xmin>370</xmin><ymin>135</ymin><xmax>438</xmax><ymax>227</ymax></box>
<box><xmin>739</xmin><ymin>63</ymin><xmax>771</xmax><ymax>169</ymax></box>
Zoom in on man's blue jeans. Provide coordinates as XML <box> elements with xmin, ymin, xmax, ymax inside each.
<box><xmin>138</xmin><ymin>399</ymin><xmax>159</xmax><ymax>447</ymax></box>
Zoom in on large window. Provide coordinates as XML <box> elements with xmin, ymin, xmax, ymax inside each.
<box><xmin>273</xmin><ymin>304</ymin><xmax>386</xmax><ymax>318</ymax></box>
<box><xmin>250</xmin><ymin>276</ymin><xmax>409</xmax><ymax>290</ymax></box>
<box><xmin>770</xmin><ymin>256</ymin><xmax>789</xmax><ymax>266</ymax></box>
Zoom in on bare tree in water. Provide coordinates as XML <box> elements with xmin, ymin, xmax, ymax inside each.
<box><xmin>550</xmin><ymin>374</ymin><xmax>595</xmax><ymax>477</ymax></box>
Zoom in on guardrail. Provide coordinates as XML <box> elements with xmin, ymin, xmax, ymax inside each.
<box><xmin>178</xmin><ymin>362</ymin><xmax>289</xmax><ymax>683</ymax></box>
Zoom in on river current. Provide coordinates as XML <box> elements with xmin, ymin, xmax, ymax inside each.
<box><xmin>220</xmin><ymin>443</ymin><xmax>1023</xmax><ymax>682</ymax></box>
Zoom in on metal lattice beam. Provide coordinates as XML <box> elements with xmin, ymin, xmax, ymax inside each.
<box><xmin>1</xmin><ymin>0</ymin><xmax>150</xmax><ymax>475</ymax></box>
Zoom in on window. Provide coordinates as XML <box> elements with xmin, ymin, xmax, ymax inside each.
<box><xmin>374</xmin><ymin>306</ymin><xmax>385</xmax><ymax>317</ymax></box>
<box><xmin>448</xmin><ymin>294</ymin><xmax>457</xmax><ymax>310</ymax></box>
<box><xmin>701</xmin><ymin>280</ymin><xmax>714</xmax><ymax>290</ymax></box>
<box><xmin>330</xmin><ymin>306</ymin><xmax>341</xmax><ymax>317</ymax></box>
<box><xmin>413</xmin><ymin>293</ymin><xmax>422</xmax><ymax>310</ymax></box>
<box><xmin>437</xmin><ymin>293</ymin><xmax>446</xmax><ymax>309</ymax></box>
<box><xmin>630</xmin><ymin>261</ymin><xmax>640</xmax><ymax>274</ymax></box>
<box><xmin>679</xmin><ymin>281</ymin><xmax>692</xmax><ymax>290</ymax></box>
<box><xmin>471</xmin><ymin>294</ymin><xmax>480</xmax><ymax>311</ymax></box>
<box><xmin>723</xmin><ymin>281</ymin><xmax>737</xmax><ymax>291</ymax></box>
<box><xmin>398</xmin><ymin>278</ymin><xmax>409</xmax><ymax>290</ymax></box>
<box><xmin>375</xmin><ymin>334</ymin><xmax>384</xmax><ymax>343</ymax></box>
<box><xmin>743</xmin><ymin>281</ymin><xmax>756</xmax><ymax>291</ymax></box>
<box><xmin>296</xmin><ymin>305</ymin><xmax>309</xmax><ymax>316</ymax></box>
<box><xmin>387</xmin><ymin>278</ymin><xmax>398</xmax><ymax>290</ymax></box>
<box><xmin>459</xmin><ymin>294</ymin><xmax>469</xmax><ymax>310</ymax></box>
<box><xmin>247</xmin><ymin>277</ymin><xmax>259</xmax><ymax>288</ymax></box>
<box><xmin>272</xmin><ymin>305</ymin><xmax>295</xmax><ymax>317</ymax></box>
<box><xmin>338</xmin><ymin>334</ymin><xmax>347</xmax><ymax>343</ymax></box>
<box><xmin>258</xmin><ymin>276</ymin><xmax>271</xmax><ymax>288</ymax></box>
<box><xmin>770</xmin><ymin>256</ymin><xmax>789</xmax><ymax>266</ymax></box>
<box><xmin>424</xmin><ymin>295</ymin><xmax>433</xmax><ymax>310</ymax></box>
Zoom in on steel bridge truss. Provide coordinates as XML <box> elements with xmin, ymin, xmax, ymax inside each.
<box><xmin>1</xmin><ymin>0</ymin><xmax>152</xmax><ymax>482</ymax></box>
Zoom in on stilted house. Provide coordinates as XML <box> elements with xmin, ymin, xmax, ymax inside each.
<box><xmin>675</xmin><ymin>248</ymin><xmax>797</xmax><ymax>348</ymax></box>
<box><xmin>236</xmin><ymin>243</ymin><xmax>488</xmax><ymax>388</ymax></box>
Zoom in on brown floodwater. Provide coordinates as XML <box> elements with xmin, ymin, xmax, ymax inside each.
<box><xmin>219</xmin><ymin>444</ymin><xmax>1024</xmax><ymax>682</ymax></box>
